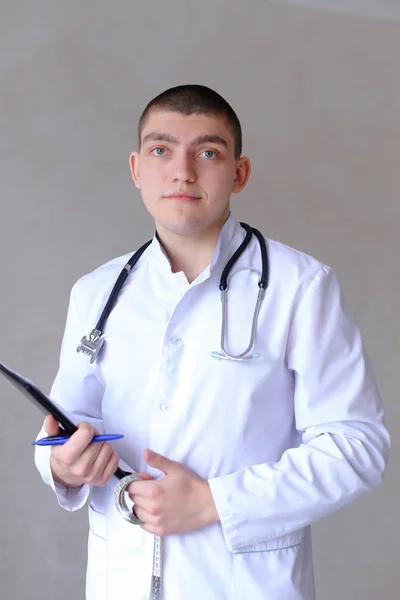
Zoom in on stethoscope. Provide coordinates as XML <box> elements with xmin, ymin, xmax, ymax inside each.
<box><xmin>75</xmin><ymin>222</ymin><xmax>269</xmax><ymax>599</ymax></box>
<box><xmin>77</xmin><ymin>222</ymin><xmax>269</xmax><ymax>364</ymax></box>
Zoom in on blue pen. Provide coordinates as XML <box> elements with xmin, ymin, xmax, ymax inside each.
<box><xmin>32</xmin><ymin>434</ymin><xmax>124</xmax><ymax>446</ymax></box>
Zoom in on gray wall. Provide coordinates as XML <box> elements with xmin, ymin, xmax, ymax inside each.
<box><xmin>0</xmin><ymin>1</ymin><xmax>398</xmax><ymax>598</ymax></box>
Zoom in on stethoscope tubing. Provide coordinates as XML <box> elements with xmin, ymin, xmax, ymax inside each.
<box><xmin>77</xmin><ymin>223</ymin><xmax>269</xmax><ymax>364</ymax></box>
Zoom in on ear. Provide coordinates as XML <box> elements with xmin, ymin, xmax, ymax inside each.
<box><xmin>129</xmin><ymin>151</ymin><xmax>141</xmax><ymax>189</ymax></box>
<box><xmin>232</xmin><ymin>156</ymin><xmax>251</xmax><ymax>194</ymax></box>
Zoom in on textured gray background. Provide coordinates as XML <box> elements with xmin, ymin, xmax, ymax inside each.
<box><xmin>0</xmin><ymin>1</ymin><xmax>398</xmax><ymax>598</ymax></box>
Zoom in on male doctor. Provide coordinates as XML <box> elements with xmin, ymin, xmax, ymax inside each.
<box><xmin>35</xmin><ymin>84</ymin><xmax>390</xmax><ymax>600</ymax></box>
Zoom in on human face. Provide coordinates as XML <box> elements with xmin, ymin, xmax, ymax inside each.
<box><xmin>129</xmin><ymin>110</ymin><xmax>251</xmax><ymax>239</ymax></box>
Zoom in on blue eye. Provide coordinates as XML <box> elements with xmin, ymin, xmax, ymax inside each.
<box><xmin>201</xmin><ymin>150</ymin><xmax>216</xmax><ymax>159</ymax></box>
<box><xmin>152</xmin><ymin>147</ymin><xmax>166</xmax><ymax>156</ymax></box>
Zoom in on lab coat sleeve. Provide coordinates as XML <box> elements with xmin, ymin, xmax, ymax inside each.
<box><xmin>34</xmin><ymin>425</ymin><xmax>91</xmax><ymax>511</ymax></box>
<box><xmin>34</xmin><ymin>283</ymin><xmax>105</xmax><ymax>511</ymax></box>
<box><xmin>208</xmin><ymin>266</ymin><xmax>390</xmax><ymax>552</ymax></box>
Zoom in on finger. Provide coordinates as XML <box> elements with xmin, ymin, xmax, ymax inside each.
<box><xmin>44</xmin><ymin>414</ymin><xmax>60</xmax><ymax>436</ymax></box>
<box><xmin>91</xmin><ymin>445</ymin><xmax>120</xmax><ymax>485</ymax></box>
<box><xmin>143</xmin><ymin>449</ymin><xmax>180</xmax><ymax>475</ymax></box>
<box><xmin>57</xmin><ymin>422</ymin><xmax>98</xmax><ymax>465</ymax></box>
<box><xmin>132</xmin><ymin>505</ymin><xmax>159</xmax><ymax>525</ymax></box>
<box><xmin>60</xmin><ymin>444</ymin><xmax>103</xmax><ymax>480</ymax></box>
<box><xmin>134</xmin><ymin>472</ymin><xmax>153</xmax><ymax>481</ymax></box>
<box><xmin>126</xmin><ymin>479</ymin><xmax>157</xmax><ymax>499</ymax></box>
<box><xmin>77</xmin><ymin>420</ymin><xmax>99</xmax><ymax>436</ymax></box>
<box><xmin>69</xmin><ymin>440</ymin><xmax>114</xmax><ymax>482</ymax></box>
<box><xmin>97</xmin><ymin>450</ymin><xmax>121</xmax><ymax>486</ymax></box>
<box><xmin>140</xmin><ymin>522</ymin><xmax>165</xmax><ymax>536</ymax></box>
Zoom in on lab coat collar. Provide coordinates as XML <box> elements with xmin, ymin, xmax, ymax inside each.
<box><xmin>148</xmin><ymin>213</ymin><xmax>245</xmax><ymax>284</ymax></box>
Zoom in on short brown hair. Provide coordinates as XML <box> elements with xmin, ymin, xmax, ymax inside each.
<box><xmin>138</xmin><ymin>84</ymin><xmax>242</xmax><ymax>158</ymax></box>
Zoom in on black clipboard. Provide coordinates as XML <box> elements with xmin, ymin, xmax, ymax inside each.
<box><xmin>0</xmin><ymin>360</ymin><xmax>77</xmax><ymax>435</ymax></box>
<box><xmin>0</xmin><ymin>359</ymin><xmax>128</xmax><ymax>480</ymax></box>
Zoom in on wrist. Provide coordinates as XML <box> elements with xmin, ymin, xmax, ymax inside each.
<box><xmin>201</xmin><ymin>480</ymin><xmax>220</xmax><ymax>527</ymax></box>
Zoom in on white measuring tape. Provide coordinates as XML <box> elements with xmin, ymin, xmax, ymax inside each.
<box><xmin>114</xmin><ymin>474</ymin><xmax>164</xmax><ymax>600</ymax></box>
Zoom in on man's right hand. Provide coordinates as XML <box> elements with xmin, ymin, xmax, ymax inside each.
<box><xmin>45</xmin><ymin>414</ymin><xmax>121</xmax><ymax>489</ymax></box>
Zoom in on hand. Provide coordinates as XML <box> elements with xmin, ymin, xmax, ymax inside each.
<box><xmin>45</xmin><ymin>414</ymin><xmax>120</xmax><ymax>489</ymax></box>
<box><xmin>127</xmin><ymin>449</ymin><xmax>219</xmax><ymax>536</ymax></box>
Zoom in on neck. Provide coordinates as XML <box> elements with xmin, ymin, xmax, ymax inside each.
<box><xmin>156</xmin><ymin>216</ymin><xmax>229</xmax><ymax>283</ymax></box>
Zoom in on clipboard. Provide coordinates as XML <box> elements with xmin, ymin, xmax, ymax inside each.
<box><xmin>0</xmin><ymin>359</ymin><xmax>77</xmax><ymax>435</ymax></box>
<box><xmin>0</xmin><ymin>359</ymin><xmax>128</xmax><ymax>480</ymax></box>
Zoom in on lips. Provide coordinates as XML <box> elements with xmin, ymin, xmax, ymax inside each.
<box><xmin>164</xmin><ymin>193</ymin><xmax>201</xmax><ymax>201</ymax></box>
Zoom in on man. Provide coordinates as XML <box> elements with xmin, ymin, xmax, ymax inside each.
<box><xmin>35</xmin><ymin>84</ymin><xmax>390</xmax><ymax>600</ymax></box>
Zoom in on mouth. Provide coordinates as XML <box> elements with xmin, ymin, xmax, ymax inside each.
<box><xmin>164</xmin><ymin>193</ymin><xmax>201</xmax><ymax>201</ymax></box>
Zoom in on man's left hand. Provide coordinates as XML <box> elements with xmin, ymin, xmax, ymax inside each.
<box><xmin>127</xmin><ymin>449</ymin><xmax>220</xmax><ymax>536</ymax></box>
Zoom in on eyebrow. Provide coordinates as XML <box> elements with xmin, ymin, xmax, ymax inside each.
<box><xmin>142</xmin><ymin>132</ymin><xmax>229</xmax><ymax>149</ymax></box>
<box><xmin>142</xmin><ymin>132</ymin><xmax>179</xmax><ymax>145</ymax></box>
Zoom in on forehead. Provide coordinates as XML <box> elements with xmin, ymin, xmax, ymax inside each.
<box><xmin>140</xmin><ymin>109</ymin><xmax>235</xmax><ymax>146</ymax></box>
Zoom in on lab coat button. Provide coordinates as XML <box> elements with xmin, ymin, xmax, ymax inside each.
<box><xmin>171</xmin><ymin>336</ymin><xmax>182</xmax><ymax>346</ymax></box>
<box><xmin>160</xmin><ymin>404</ymin><xmax>172</xmax><ymax>412</ymax></box>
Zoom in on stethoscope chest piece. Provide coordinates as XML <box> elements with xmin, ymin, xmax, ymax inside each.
<box><xmin>77</xmin><ymin>329</ymin><xmax>105</xmax><ymax>364</ymax></box>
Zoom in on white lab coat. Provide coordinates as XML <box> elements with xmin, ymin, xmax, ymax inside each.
<box><xmin>35</xmin><ymin>215</ymin><xmax>390</xmax><ymax>600</ymax></box>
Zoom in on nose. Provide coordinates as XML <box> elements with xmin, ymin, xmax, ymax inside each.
<box><xmin>170</xmin><ymin>152</ymin><xmax>197</xmax><ymax>184</ymax></box>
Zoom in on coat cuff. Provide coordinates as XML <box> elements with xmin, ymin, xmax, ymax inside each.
<box><xmin>208</xmin><ymin>475</ymin><xmax>240</xmax><ymax>552</ymax></box>
<box><xmin>35</xmin><ymin>445</ymin><xmax>90</xmax><ymax>511</ymax></box>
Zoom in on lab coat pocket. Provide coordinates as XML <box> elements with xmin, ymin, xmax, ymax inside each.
<box><xmin>233</xmin><ymin>529</ymin><xmax>307</xmax><ymax>600</ymax></box>
<box><xmin>87</xmin><ymin>505</ymin><xmax>108</xmax><ymax>600</ymax></box>
<box><xmin>88</xmin><ymin>503</ymin><xmax>108</xmax><ymax>540</ymax></box>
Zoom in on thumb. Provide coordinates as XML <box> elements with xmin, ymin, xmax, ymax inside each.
<box><xmin>44</xmin><ymin>414</ymin><xmax>60</xmax><ymax>436</ymax></box>
<box><xmin>134</xmin><ymin>472</ymin><xmax>153</xmax><ymax>481</ymax></box>
<box><xmin>143</xmin><ymin>449</ymin><xmax>180</xmax><ymax>474</ymax></box>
